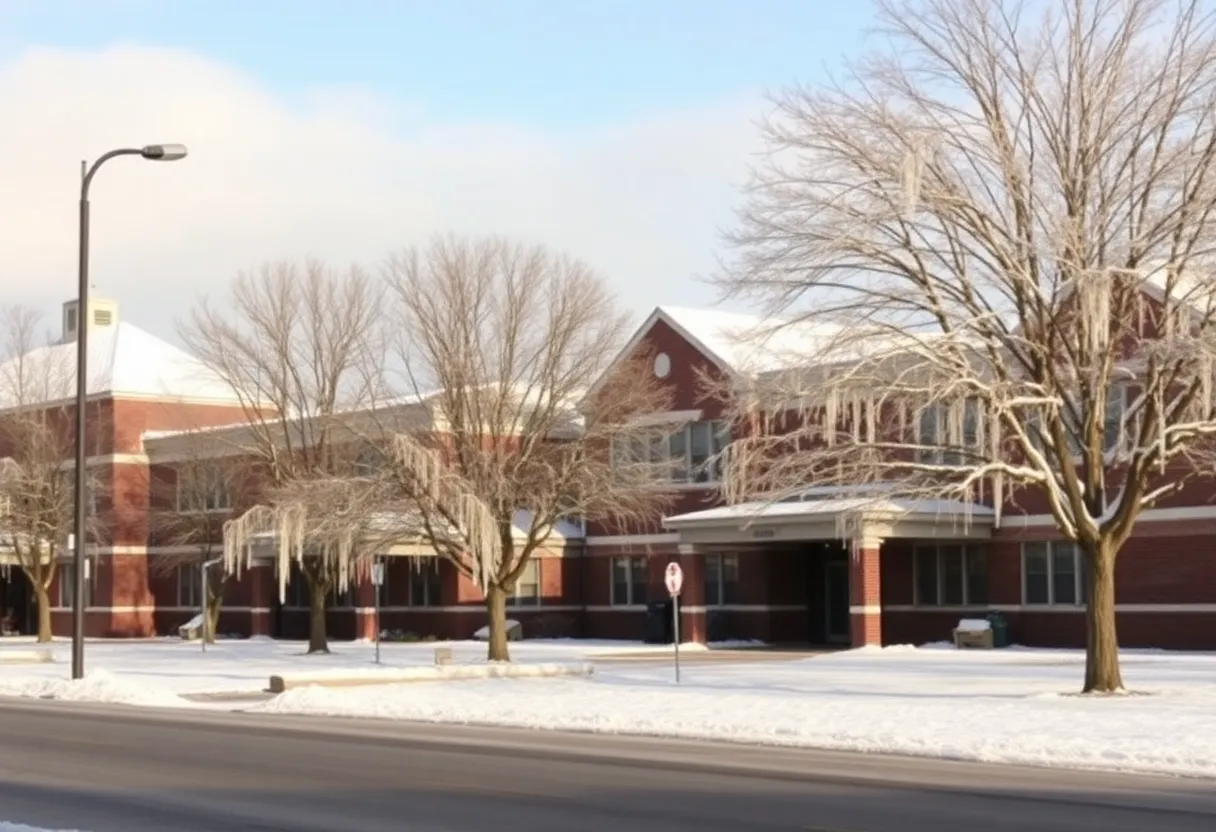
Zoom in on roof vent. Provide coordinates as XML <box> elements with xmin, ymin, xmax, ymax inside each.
<box><xmin>62</xmin><ymin>297</ymin><xmax>119</xmax><ymax>343</ymax></box>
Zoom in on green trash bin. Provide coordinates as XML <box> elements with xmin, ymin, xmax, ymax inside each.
<box><xmin>986</xmin><ymin>612</ymin><xmax>1010</xmax><ymax>648</ymax></box>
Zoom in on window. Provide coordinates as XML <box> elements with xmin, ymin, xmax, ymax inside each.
<box><xmin>177</xmin><ymin>563</ymin><xmax>203</xmax><ymax>608</ymax></box>
<box><xmin>285</xmin><ymin>564</ymin><xmax>309</xmax><ymax>607</ymax></box>
<box><xmin>611</xmin><ymin>420</ymin><xmax>731</xmax><ymax>484</ymax></box>
<box><xmin>507</xmin><ymin>558</ymin><xmax>541</xmax><ymax>607</ymax></box>
<box><xmin>703</xmin><ymin>553</ymin><xmax>740</xmax><ymax>606</ymax></box>
<box><xmin>58</xmin><ymin>563</ymin><xmax>92</xmax><ymax>609</ymax></box>
<box><xmin>1028</xmin><ymin>385</ymin><xmax>1126</xmax><ymax>457</ymax></box>
<box><xmin>916</xmin><ymin>401</ymin><xmax>980</xmax><ymax>464</ymax></box>
<box><xmin>1022</xmin><ymin>541</ymin><xmax>1088</xmax><ymax>605</ymax></box>
<box><xmin>611</xmin><ymin>556</ymin><xmax>648</xmax><ymax>606</ymax></box>
<box><xmin>177</xmin><ymin>468</ymin><xmax>233</xmax><ymax>513</ymax></box>
<box><xmin>914</xmin><ymin>544</ymin><xmax>988</xmax><ymax>606</ymax></box>
<box><xmin>407</xmin><ymin>557</ymin><xmax>442</xmax><ymax>607</ymax></box>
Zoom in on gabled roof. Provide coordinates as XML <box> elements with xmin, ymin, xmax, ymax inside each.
<box><xmin>0</xmin><ymin>322</ymin><xmax>242</xmax><ymax>408</ymax></box>
<box><xmin>581</xmin><ymin>305</ymin><xmax>833</xmax><ymax>404</ymax></box>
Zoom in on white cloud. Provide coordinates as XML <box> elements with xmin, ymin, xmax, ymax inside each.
<box><xmin>0</xmin><ymin>44</ymin><xmax>763</xmax><ymax>343</ymax></box>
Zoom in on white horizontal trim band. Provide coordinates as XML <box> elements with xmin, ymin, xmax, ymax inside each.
<box><xmin>317</xmin><ymin>605</ymin><xmax>586</xmax><ymax>615</ymax></box>
<box><xmin>586</xmin><ymin>534</ymin><xmax>680</xmax><ymax>547</ymax></box>
<box><xmin>1009</xmin><ymin>505</ymin><xmax>1216</xmax><ymax>527</ymax></box>
<box><xmin>50</xmin><ymin>606</ymin><xmax>272</xmax><ymax>614</ymax></box>
<box><xmin>849</xmin><ymin>605</ymin><xmax>881</xmax><ymax>615</ymax></box>
<box><xmin>883</xmin><ymin>603</ymin><xmax>1216</xmax><ymax>613</ymax></box>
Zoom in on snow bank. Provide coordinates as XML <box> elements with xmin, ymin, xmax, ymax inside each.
<box><xmin>0</xmin><ymin>823</ymin><xmax>90</xmax><ymax>831</ymax></box>
<box><xmin>0</xmin><ymin>669</ymin><xmax>188</xmax><ymax>708</ymax></box>
<box><xmin>269</xmin><ymin>661</ymin><xmax>594</xmax><ymax>692</ymax></box>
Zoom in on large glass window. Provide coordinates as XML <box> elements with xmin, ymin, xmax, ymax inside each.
<box><xmin>507</xmin><ymin>559</ymin><xmax>541</xmax><ymax>607</ymax></box>
<box><xmin>913</xmin><ymin>544</ymin><xmax>988</xmax><ymax>606</ymax></box>
<box><xmin>1022</xmin><ymin>541</ymin><xmax>1087</xmax><ymax>605</ymax></box>
<box><xmin>703</xmin><ymin>554</ymin><xmax>740</xmax><ymax>606</ymax></box>
<box><xmin>611</xmin><ymin>420</ymin><xmax>731</xmax><ymax>484</ymax></box>
<box><xmin>611</xmin><ymin>556</ymin><xmax>648</xmax><ymax>606</ymax></box>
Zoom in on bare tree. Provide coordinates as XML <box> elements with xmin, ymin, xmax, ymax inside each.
<box><xmin>147</xmin><ymin>439</ymin><xmax>250</xmax><ymax>643</ymax></box>
<box><xmin>0</xmin><ymin>306</ymin><xmax>89</xmax><ymax>641</ymax></box>
<box><xmin>379</xmin><ymin>236</ymin><xmax>676</xmax><ymax>661</ymax></box>
<box><xmin>181</xmin><ymin>261</ymin><xmax>387</xmax><ymax>653</ymax></box>
<box><xmin>717</xmin><ymin>0</ymin><xmax>1216</xmax><ymax>693</ymax></box>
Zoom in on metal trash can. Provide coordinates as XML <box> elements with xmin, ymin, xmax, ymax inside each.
<box><xmin>644</xmin><ymin>600</ymin><xmax>674</xmax><ymax>644</ymax></box>
<box><xmin>707</xmin><ymin>608</ymin><xmax>729</xmax><ymax>643</ymax></box>
<box><xmin>986</xmin><ymin>612</ymin><xmax>1011</xmax><ymax>648</ymax></box>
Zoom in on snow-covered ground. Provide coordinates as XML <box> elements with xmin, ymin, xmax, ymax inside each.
<box><xmin>2</xmin><ymin>637</ymin><xmax>1215</xmax><ymax>778</ymax></box>
<box><xmin>0</xmin><ymin>637</ymin><xmax>717</xmax><ymax>698</ymax></box>
<box><xmin>0</xmin><ymin>825</ymin><xmax>87</xmax><ymax>832</ymax></box>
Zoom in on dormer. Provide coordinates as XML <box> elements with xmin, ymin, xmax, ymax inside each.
<box><xmin>62</xmin><ymin>297</ymin><xmax>119</xmax><ymax>343</ymax></box>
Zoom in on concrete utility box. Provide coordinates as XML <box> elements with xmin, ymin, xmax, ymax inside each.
<box><xmin>178</xmin><ymin>613</ymin><xmax>205</xmax><ymax>642</ymax></box>
<box><xmin>953</xmin><ymin>618</ymin><xmax>994</xmax><ymax>649</ymax></box>
<box><xmin>472</xmin><ymin>619</ymin><xmax>522</xmax><ymax>642</ymax></box>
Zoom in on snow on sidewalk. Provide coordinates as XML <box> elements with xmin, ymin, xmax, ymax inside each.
<box><xmin>1</xmin><ymin>824</ymin><xmax>90</xmax><ymax>832</ymax></box>
<box><xmin>253</xmin><ymin>645</ymin><xmax>1216</xmax><ymax>779</ymax></box>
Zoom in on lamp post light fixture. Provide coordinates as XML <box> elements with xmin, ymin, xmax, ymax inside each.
<box><xmin>72</xmin><ymin>144</ymin><xmax>187</xmax><ymax>681</ymax></box>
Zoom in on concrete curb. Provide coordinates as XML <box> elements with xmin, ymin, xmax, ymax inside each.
<box><xmin>268</xmin><ymin>661</ymin><xmax>594</xmax><ymax>694</ymax></box>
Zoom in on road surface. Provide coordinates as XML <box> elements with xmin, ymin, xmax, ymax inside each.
<box><xmin>0</xmin><ymin>697</ymin><xmax>1213</xmax><ymax>831</ymax></box>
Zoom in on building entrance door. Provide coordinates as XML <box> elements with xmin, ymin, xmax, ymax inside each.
<box><xmin>1</xmin><ymin>566</ymin><xmax>35</xmax><ymax>636</ymax></box>
<box><xmin>823</xmin><ymin>558</ymin><xmax>851</xmax><ymax>644</ymax></box>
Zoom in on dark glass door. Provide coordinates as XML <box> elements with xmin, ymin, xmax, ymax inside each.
<box><xmin>824</xmin><ymin>559</ymin><xmax>850</xmax><ymax>643</ymax></box>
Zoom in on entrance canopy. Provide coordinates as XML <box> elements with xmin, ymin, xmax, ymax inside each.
<box><xmin>663</xmin><ymin>485</ymin><xmax>993</xmax><ymax>546</ymax></box>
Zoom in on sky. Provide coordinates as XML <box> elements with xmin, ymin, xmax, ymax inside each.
<box><xmin>0</xmin><ymin>0</ymin><xmax>878</xmax><ymax>345</ymax></box>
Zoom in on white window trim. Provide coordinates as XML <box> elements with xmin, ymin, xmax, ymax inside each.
<box><xmin>506</xmin><ymin>559</ymin><xmax>542</xmax><ymax>608</ymax></box>
<box><xmin>913</xmin><ymin>544</ymin><xmax>986</xmax><ymax>607</ymax></box>
<box><xmin>1020</xmin><ymin>541</ymin><xmax>1087</xmax><ymax>607</ymax></box>
<box><xmin>610</xmin><ymin>420</ymin><xmax>730</xmax><ymax>485</ymax></box>
<box><xmin>915</xmin><ymin>400</ymin><xmax>982</xmax><ymax>465</ymax></box>
<box><xmin>1027</xmin><ymin>384</ymin><xmax>1129</xmax><ymax>462</ymax></box>
<box><xmin>610</xmin><ymin>555</ymin><xmax>647</xmax><ymax>606</ymax></box>
<box><xmin>175</xmin><ymin>471</ymin><xmax>234</xmax><ymax>514</ymax></box>
<box><xmin>405</xmin><ymin>557</ymin><xmax>442</xmax><ymax>608</ymax></box>
<box><xmin>703</xmin><ymin>553</ymin><xmax>739</xmax><ymax>608</ymax></box>
<box><xmin>177</xmin><ymin>563</ymin><xmax>204</xmax><ymax>609</ymax></box>
<box><xmin>58</xmin><ymin>563</ymin><xmax>93</xmax><ymax>609</ymax></box>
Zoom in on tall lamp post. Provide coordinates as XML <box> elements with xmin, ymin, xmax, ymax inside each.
<box><xmin>73</xmin><ymin>144</ymin><xmax>187</xmax><ymax>681</ymax></box>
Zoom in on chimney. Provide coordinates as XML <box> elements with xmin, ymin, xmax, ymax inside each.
<box><xmin>62</xmin><ymin>297</ymin><xmax>119</xmax><ymax>343</ymax></box>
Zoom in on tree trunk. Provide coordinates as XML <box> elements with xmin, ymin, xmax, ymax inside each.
<box><xmin>307</xmin><ymin>580</ymin><xmax>329</xmax><ymax>654</ymax></box>
<box><xmin>204</xmin><ymin>573</ymin><xmax>224</xmax><ymax>644</ymax></box>
<box><xmin>205</xmin><ymin>596</ymin><xmax>222</xmax><ymax>645</ymax></box>
<box><xmin>484</xmin><ymin>584</ymin><xmax>510</xmax><ymax>662</ymax></box>
<box><xmin>1083</xmin><ymin>541</ymin><xmax>1123</xmax><ymax>693</ymax></box>
<box><xmin>34</xmin><ymin>584</ymin><xmax>52</xmax><ymax>643</ymax></box>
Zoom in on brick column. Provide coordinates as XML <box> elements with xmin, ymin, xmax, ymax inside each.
<box><xmin>849</xmin><ymin>537</ymin><xmax>883</xmax><ymax>647</ymax></box>
<box><xmin>353</xmin><ymin>578</ymin><xmax>378</xmax><ymax>641</ymax></box>
<box><xmin>676</xmin><ymin>544</ymin><xmax>706</xmax><ymax>644</ymax></box>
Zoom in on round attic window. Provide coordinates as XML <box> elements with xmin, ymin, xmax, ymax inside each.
<box><xmin>653</xmin><ymin>352</ymin><xmax>672</xmax><ymax>379</ymax></box>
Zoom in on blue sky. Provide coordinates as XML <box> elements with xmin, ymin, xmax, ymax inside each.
<box><xmin>3</xmin><ymin>0</ymin><xmax>873</xmax><ymax>124</ymax></box>
<box><xmin>0</xmin><ymin>1</ymin><xmax>880</xmax><ymax>341</ymax></box>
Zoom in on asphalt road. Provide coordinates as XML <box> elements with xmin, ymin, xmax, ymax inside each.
<box><xmin>1</xmin><ymin>698</ymin><xmax>1214</xmax><ymax>832</ymax></box>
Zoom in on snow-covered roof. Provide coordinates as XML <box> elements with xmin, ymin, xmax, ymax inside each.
<box><xmin>657</xmin><ymin>305</ymin><xmax>834</xmax><ymax>375</ymax></box>
<box><xmin>0</xmin><ymin>322</ymin><xmax>242</xmax><ymax>408</ymax></box>
<box><xmin>664</xmin><ymin>485</ymin><xmax>993</xmax><ymax>528</ymax></box>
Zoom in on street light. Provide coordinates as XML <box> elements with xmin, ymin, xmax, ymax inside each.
<box><xmin>72</xmin><ymin>144</ymin><xmax>187</xmax><ymax>680</ymax></box>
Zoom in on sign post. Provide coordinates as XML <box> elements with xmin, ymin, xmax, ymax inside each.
<box><xmin>664</xmin><ymin>561</ymin><xmax>684</xmax><ymax>684</ymax></box>
<box><xmin>372</xmin><ymin>559</ymin><xmax>385</xmax><ymax>665</ymax></box>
